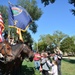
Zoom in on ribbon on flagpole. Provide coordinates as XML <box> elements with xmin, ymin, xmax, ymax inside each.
<box><xmin>16</xmin><ymin>28</ymin><xmax>23</xmax><ymax>41</ymax></box>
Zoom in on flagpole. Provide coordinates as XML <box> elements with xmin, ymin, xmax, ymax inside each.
<box><xmin>37</xmin><ymin>41</ymin><xmax>38</xmax><ymax>51</ymax></box>
<box><xmin>8</xmin><ymin>0</ymin><xmax>10</xmax><ymax>4</ymax></box>
<box><xmin>8</xmin><ymin>28</ymin><xmax>10</xmax><ymax>43</ymax></box>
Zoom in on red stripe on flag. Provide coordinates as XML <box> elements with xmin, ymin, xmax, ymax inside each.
<box><xmin>0</xmin><ymin>12</ymin><xmax>4</xmax><ymax>42</ymax></box>
<box><xmin>0</xmin><ymin>12</ymin><xmax>4</xmax><ymax>32</ymax></box>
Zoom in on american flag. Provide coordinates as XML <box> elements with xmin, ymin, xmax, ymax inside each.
<box><xmin>0</xmin><ymin>12</ymin><xmax>4</xmax><ymax>42</ymax></box>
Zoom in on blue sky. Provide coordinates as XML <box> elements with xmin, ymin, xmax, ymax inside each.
<box><xmin>0</xmin><ymin>0</ymin><xmax>17</xmax><ymax>6</ymax></box>
<box><xmin>0</xmin><ymin>0</ymin><xmax>75</xmax><ymax>42</ymax></box>
<box><xmin>30</xmin><ymin>0</ymin><xmax>75</xmax><ymax>42</ymax></box>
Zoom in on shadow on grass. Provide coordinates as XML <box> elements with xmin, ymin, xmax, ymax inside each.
<box><xmin>62</xmin><ymin>58</ymin><xmax>75</xmax><ymax>64</ymax></box>
<box><xmin>21</xmin><ymin>65</ymin><xmax>35</xmax><ymax>75</ymax></box>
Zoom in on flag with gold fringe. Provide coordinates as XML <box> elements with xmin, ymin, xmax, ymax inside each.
<box><xmin>8</xmin><ymin>2</ymin><xmax>32</xmax><ymax>41</ymax></box>
<box><xmin>16</xmin><ymin>28</ymin><xmax>23</xmax><ymax>41</ymax></box>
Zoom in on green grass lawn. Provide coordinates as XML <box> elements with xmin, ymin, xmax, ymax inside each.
<box><xmin>21</xmin><ymin>58</ymin><xmax>75</xmax><ymax>75</ymax></box>
<box><xmin>61</xmin><ymin>58</ymin><xmax>75</xmax><ymax>75</ymax></box>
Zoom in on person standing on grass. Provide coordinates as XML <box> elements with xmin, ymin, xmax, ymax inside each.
<box><xmin>40</xmin><ymin>52</ymin><xmax>52</xmax><ymax>75</ymax></box>
<box><xmin>33</xmin><ymin>51</ymin><xmax>41</xmax><ymax>70</ymax></box>
<box><xmin>56</xmin><ymin>47</ymin><xmax>63</xmax><ymax>75</ymax></box>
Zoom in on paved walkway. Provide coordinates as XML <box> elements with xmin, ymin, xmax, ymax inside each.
<box><xmin>63</xmin><ymin>57</ymin><xmax>75</xmax><ymax>59</ymax></box>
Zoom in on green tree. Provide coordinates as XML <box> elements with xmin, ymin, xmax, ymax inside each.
<box><xmin>39</xmin><ymin>34</ymin><xmax>53</xmax><ymax>45</ymax></box>
<box><xmin>60</xmin><ymin>37</ymin><xmax>74</xmax><ymax>54</ymax></box>
<box><xmin>22</xmin><ymin>31</ymin><xmax>33</xmax><ymax>48</ymax></box>
<box><xmin>38</xmin><ymin>41</ymin><xmax>47</xmax><ymax>52</ymax></box>
<box><xmin>32</xmin><ymin>42</ymin><xmax>37</xmax><ymax>51</ymax></box>
<box><xmin>69</xmin><ymin>0</ymin><xmax>75</xmax><ymax>15</ymax></box>
<box><xmin>53</xmin><ymin>31</ymin><xmax>68</xmax><ymax>48</ymax></box>
<box><xmin>70</xmin><ymin>36</ymin><xmax>75</xmax><ymax>54</ymax></box>
<box><xmin>41</xmin><ymin>0</ymin><xmax>55</xmax><ymax>6</ymax></box>
<box><xmin>38</xmin><ymin>34</ymin><xmax>54</xmax><ymax>52</ymax></box>
<box><xmin>33</xmin><ymin>40</ymin><xmax>47</xmax><ymax>52</ymax></box>
<box><xmin>36</xmin><ymin>31</ymin><xmax>68</xmax><ymax>52</ymax></box>
<box><xmin>71</xmin><ymin>35</ymin><xmax>75</xmax><ymax>43</ymax></box>
<box><xmin>0</xmin><ymin>5</ymin><xmax>8</xmax><ymax>31</ymax></box>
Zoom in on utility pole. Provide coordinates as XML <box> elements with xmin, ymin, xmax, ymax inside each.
<box><xmin>37</xmin><ymin>41</ymin><xmax>38</xmax><ymax>51</ymax></box>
